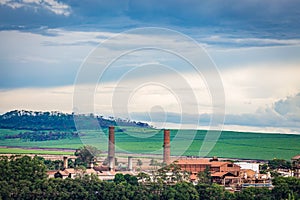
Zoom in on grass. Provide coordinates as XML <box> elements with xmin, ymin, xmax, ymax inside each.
<box><xmin>0</xmin><ymin>147</ymin><xmax>74</xmax><ymax>155</ymax></box>
<box><xmin>0</xmin><ymin>128</ymin><xmax>31</xmax><ymax>136</ymax></box>
<box><xmin>0</xmin><ymin>128</ymin><xmax>299</xmax><ymax>160</ymax></box>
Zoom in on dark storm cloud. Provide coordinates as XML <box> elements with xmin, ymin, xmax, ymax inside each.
<box><xmin>69</xmin><ymin>0</ymin><xmax>300</xmax><ymax>37</ymax></box>
<box><xmin>1</xmin><ymin>0</ymin><xmax>300</xmax><ymax>88</ymax></box>
<box><xmin>1</xmin><ymin>0</ymin><xmax>300</xmax><ymax>38</ymax></box>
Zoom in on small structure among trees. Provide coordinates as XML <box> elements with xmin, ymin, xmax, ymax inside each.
<box><xmin>292</xmin><ymin>155</ymin><xmax>300</xmax><ymax>178</ymax></box>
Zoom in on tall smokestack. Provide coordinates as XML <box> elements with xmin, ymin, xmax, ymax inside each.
<box><xmin>63</xmin><ymin>156</ymin><xmax>68</xmax><ymax>169</ymax></box>
<box><xmin>128</xmin><ymin>156</ymin><xmax>133</xmax><ymax>171</ymax></box>
<box><xmin>108</xmin><ymin>126</ymin><xmax>115</xmax><ymax>171</ymax></box>
<box><xmin>163</xmin><ymin>129</ymin><xmax>171</xmax><ymax>165</ymax></box>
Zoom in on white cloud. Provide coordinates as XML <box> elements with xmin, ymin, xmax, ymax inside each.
<box><xmin>274</xmin><ymin>93</ymin><xmax>300</xmax><ymax>122</ymax></box>
<box><xmin>0</xmin><ymin>0</ymin><xmax>71</xmax><ymax>16</ymax></box>
<box><xmin>202</xmin><ymin>35</ymin><xmax>300</xmax><ymax>48</ymax></box>
<box><xmin>222</xmin><ymin>93</ymin><xmax>300</xmax><ymax>133</ymax></box>
<box><xmin>0</xmin><ymin>75</ymin><xmax>299</xmax><ymax>133</ymax></box>
<box><xmin>0</xmin><ymin>86</ymin><xmax>74</xmax><ymax>113</ymax></box>
<box><xmin>220</xmin><ymin>63</ymin><xmax>300</xmax><ymax>114</ymax></box>
<box><xmin>42</xmin><ymin>0</ymin><xmax>70</xmax><ymax>16</ymax></box>
<box><xmin>0</xmin><ymin>0</ymin><xmax>23</xmax><ymax>8</ymax></box>
<box><xmin>1</xmin><ymin>28</ymin><xmax>300</xmax><ymax>133</ymax></box>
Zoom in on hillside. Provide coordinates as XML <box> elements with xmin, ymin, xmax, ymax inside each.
<box><xmin>0</xmin><ymin>110</ymin><xmax>299</xmax><ymax>160</ymax></box>
<box><xmin>0</xmin><ymin>110</ymin><xmax>151</xmax><ymax>131</ymax></box>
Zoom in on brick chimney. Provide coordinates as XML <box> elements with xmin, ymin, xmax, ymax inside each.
<box><xmin>63</xmin><ymin>156</ymin><xmax>68</xmax><ymax>169</ymax></box>
<box><xmin>108</xmin><ymin>126</ymin><xmax>115</xmax><ymax>171</ymax></box>
<box><xmin>163</xmin><ymin>129</ymin><xmax>171</xmax><ymax>165</ymax></box>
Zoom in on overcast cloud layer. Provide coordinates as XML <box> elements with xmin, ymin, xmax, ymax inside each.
<box><xmin>0</xmin><ymin>0</ymin><xmax>300</xmax><ymax>133</ymax></box>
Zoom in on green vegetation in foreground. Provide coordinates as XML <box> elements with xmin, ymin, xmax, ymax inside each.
<box><xmin>0</xmin><ymin>127</ymin><xmax>299</xmax><ymax>160</ymax></box>
<box><xmin>0</xmin><ymin>155</ymin><xmax>300</xmax><ymax>200</ymax></box>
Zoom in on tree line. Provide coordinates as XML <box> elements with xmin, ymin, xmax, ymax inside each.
<box><xmin>0</xmin><ymin>155</ymin><xmax>299</xmax><ymax>200</ymax></box>
<box><xmin>2</xmin><ymin>131</ymin><xmax>79</xmax><ymax>141</ymax></box>
<box><xmin>0</xmin><ymin>110</ymin><xmax>150</xmax><ymax>131</ymax></box>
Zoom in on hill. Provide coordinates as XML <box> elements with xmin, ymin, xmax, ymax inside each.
<box><xmin>0</xmin><ymin>110</ymin><xmax>299</xmax><ymax>160</ymax></box>
<box><xmin>0</xmin><ymin>110</ymin><xmax>151</xmax><ymax>131</ymax></box>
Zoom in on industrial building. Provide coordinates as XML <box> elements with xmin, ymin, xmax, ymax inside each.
<box><xmin>175</xmin><ymin>157</ymin><xmax>273</xmax><ymax>189</ymax></box>
<box><xmin>176</xmin><ymin>157</ymin><xmax>241</xmax><ymax>187</ymax></box>
<box><xmin>46</xmin><ymin>126</ymin><xmax>275</xmax><ymax>190</ymax></box>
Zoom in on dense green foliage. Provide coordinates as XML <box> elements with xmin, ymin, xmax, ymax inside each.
<box><xmin>114</xmin><ymin>173</ymin><xmax>139</xmax><ymax>185</ymax></box>
<box><xmin>197</xmin><ymin>166</ymin><xmax>211</xmax><ymax>184</ymax></box>
<box><xmin>268</xmin><ymin>158</ymin><xmax>292</xmax><ymax>170</ymax></box>
<box><xmin>43</xmin><ymin>159</ymin><xmax>64</xmax><ymax>170</ymax></box>
<box><xmin>0</xmin><ymin>110</ymin><xmax>76</xmax><ymax>130</ymax></box>
<box><xmin>0</xmin><ymin>155</ymin><xmax>299</xmax><ymax>200</ymax></box>
<box><xmin>0</xmin><ymin>155</ymin><xmax>47</xmax><ymax>182</ymax></box>
<box><xmin>272</xmin><ymin>176</ymin><xmax>300</xmax><ymax>199</ymax></box>
<box><xmin>0</xmin><ymin>110</ymin><xmax>150</xmax><ymax>130</ymax></box>
<box><xmin>74</xmin><ymin>145</ymin><xmax>101</xmax><ymax>167</ymax></box>
<box><xmin>2</xmin><ymin>131</ymin><xmax>79</xmax><ymax>141</ymax></box>
<box><xmin>42</xmin><ymin>158</ymin><xmax>76</xmax><ymax>170</ymax></box>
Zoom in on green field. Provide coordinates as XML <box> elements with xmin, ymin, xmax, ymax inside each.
<box><xmin>0</xmin><ymin>127</ymin><xmax>299</xmax><ymax>160</ymax></box>
<box><xmin>0</xmin><ymin>148</ymin><xmax>74</xmax><ymax>155</ymax></box>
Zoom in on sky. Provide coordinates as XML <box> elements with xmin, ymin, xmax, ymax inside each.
<box><xmin>0</xmin><ymin>0</ymin><xmax>300</xmax><ymax>133</ymax></box>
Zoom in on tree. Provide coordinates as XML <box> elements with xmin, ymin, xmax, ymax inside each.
<box><xmin>197</xmin><ymin>166</ymin><xmax>211</xmax><ymax>184</ymax></box>
<box><xmin>268</xmin><ymin>158</ymin><xmax>292</xmax><ymax>170</ymax></box>
<box><xmin>137</xmin><ymin>172</ymin><xmax>150</xmax><ymax>183</ymax></box>
<box><xmin>0</xmin><ymin>180</ymin><xmax>11</xmax><ymax>198</ymax></box>
<box><xmin>164</xmin><ymin>162</ymin><xmax>188</xmax><ymax>183</ymax></box>
<box><xmin>150</xmin><ymin>159</ymin><xmax>155</xmax><ymax>166</ymax></box>
<box><xmin>114</xmin><ymin>173</ymin><xmax>126</xmax><ymax>185</ymax></box>
<box><xmin>236</xmin><ymin>187</ymin><xmax>272</xmax><ymax>200</ymax></box>
<box><xmin>0</xmin><ymin>110</ymin><xmax>151</xmax><ymax>131</ymax></box>
<box><xmin>259</xmin><ymin>163</ymin><xmax>268</xmax><ymax>174</ymax></box>
<box><xmin>272</xmin><ymin>176</ymin><xmax>300</xmax><ymax>199</ymax></box>
<box><xmin>172</xmin><ymin>182</ymin><xmax>199</xmax><ymax>200</ymax></box>
<box><xmin>114</xmin><ymin>173</ymin><xmax>138</xmax><ymax>186</ymax></box>
<box><xmin>137</xmin><ymin>159</ymin><xmax>143</xmax><ymax>167</ymax></box>
<box><xmin>169</xmin><ymin>163</ymin><xmax>186</xmax><ymax>182</ymax></box>
<box><xmin>74</xmin><ymin>165</ymin><xmax>87</xmax><ymax>179</ymax></box>
<box><xmin>44</xmin><ymin>159</ymin><xmax>64</xmax><ymax>170</ymax></box>
<box><xmin>124</xmin><ymin>174</ymin><xmax>138</xmax><ymax>186</ymax></box>
<box><xmin>74</xmin><ymin>145</ymin><xmax>101</xmax><ymax>167</ymax></box>
<box><xmin>0</xmin><ymin>155</ymin><xmax>47</xmax><ymax>183</ymax></box>
<box><xmin>196</xmin><ymin>183</ymin><xmax>231</xmax><ymax>200</ymax></box>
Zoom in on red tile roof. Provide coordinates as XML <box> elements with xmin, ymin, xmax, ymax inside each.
<box><xmin>211</xmin><ymin>172</ymin><xmax>236</xmax><ymax>177</ymax></box>
<box><xmin>47</xmin><ymin>170</ymin><xmax>68</xmax><ymax>176</ymax></box>
<box><xmin>292</xmin><ymin>155</ymin><xmax>300</xmax><ymax>160</ymax></box>
<box><xmin>64</xmin><ymin>168</ymin><xmax>75</xmax><ymax>174</ymax></box>
<box><xmin>176</xmin><ymin>158</ymin><xmax>211</xmax><ymax>165</ymax></box>
<box><xmin>211</xmin><ymin>172</ymin><xmax>229</xmax><ymax>177</ymax></box>
<box><xmin>47</xmin><ymin>171</ymin><xmax>57</xmax><ymax>175</ymax></box>
<box><xmin>176</xmin><ymin>159</ymin><xmax>230</xmax><ymax>167</ymax></box>
<box><xmin>211</xmin><ymin>162</ymin><xmax>228</xmax><ymax>167</ymax></box>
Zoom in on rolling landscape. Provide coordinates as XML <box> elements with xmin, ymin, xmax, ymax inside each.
<box><xmin>0</xmin><ymin>110</ymin><xmax>299</xmax><ymax>161</ymax></box>
<box><xmin>1</xmin><ymin>0</ymin><xmax>300</xmax><ymax>199</ymax></box>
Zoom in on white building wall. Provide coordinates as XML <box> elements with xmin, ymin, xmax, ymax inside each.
<box><xmin>235</xmin><ymin>162</ymin><xmax>260</xmax><ymax>173</ymax></box>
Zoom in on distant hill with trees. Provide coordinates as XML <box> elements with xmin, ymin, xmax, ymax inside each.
<box><xmin>0</xmin><ymin>110</ymin><xmax>151</xmax><ymax>131</ymax></box>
